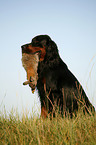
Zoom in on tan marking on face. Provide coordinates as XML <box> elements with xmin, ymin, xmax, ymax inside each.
<box><xmin>27</xmin><ymin>45</ymin><xmax>46</xmax><ymax>61</ymax></box>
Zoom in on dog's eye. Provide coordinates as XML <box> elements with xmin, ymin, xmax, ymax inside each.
<box><xmin>32</xmin><ymin>40</ymin><xmax>39</xmax><ymax>46</ymax></box>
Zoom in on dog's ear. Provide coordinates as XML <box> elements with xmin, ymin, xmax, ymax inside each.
<box><xmin>47</xmin><ymin>40</ymin><xmax>59</xmax><ymax>53</ymax></box>
<box><xmin>44</xmin><ymin>40</ymin><xmax>59</xmax><ymax>66</ymax></box>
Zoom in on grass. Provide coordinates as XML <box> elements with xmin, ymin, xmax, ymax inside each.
<box><xmin>0</xmin><ymin>56</ymin><xmax>96</xmax><ymax>144</ymax></box>
<box><xmin>0</xmin><ymin>110</ymin><xmax>96</xmax><ymax>145</ymax></box>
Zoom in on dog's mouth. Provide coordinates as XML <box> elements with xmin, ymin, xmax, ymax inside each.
<box><xmin>21</xmin><ymin>43</ymin><xmax>46</xmax><ymax>93</ymax></box>
<box><xmin>21</xmin><ymin>44</ymin><xmax>46</xmax><ymax>61</ymax></box>
<box><xmin>32</xmin><ymin>50</ymin><xmax>41</xmax><ymax>58</ymax></box>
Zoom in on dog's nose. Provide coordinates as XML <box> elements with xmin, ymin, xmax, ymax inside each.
<box><xmin>21</xmin><ymin>44</ymin><xmax>28</xmax><ymax>53</ymax></box>
<box><xmin>21</xmin><ymin>45</ymin><xmax>26</xmax><ymax>49</ymax></box>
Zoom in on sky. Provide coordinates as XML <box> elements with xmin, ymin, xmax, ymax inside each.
<box><xmin>0</xmin><ymin>0</ymin><xmax>96</xmax><ymax>117</ymax></box>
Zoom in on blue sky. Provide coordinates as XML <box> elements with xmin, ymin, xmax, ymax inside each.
<box><xmin>0</xmin><ymin>0</ymin><xmax>96</xmax><ymax>116</ymax></box>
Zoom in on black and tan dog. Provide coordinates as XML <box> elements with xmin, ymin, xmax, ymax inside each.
<box><xmin>21</xmin><ymin>35</ymin><xmax>95</xmax><ymax>117</ymax></box>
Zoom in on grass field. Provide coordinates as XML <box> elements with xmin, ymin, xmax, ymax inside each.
<box><xmin>0</xmin><ymin>110</ymin><xmax>96</xmax><ymax>145</ymax></box>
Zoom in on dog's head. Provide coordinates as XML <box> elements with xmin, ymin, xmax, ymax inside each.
<box><xmin>21</xmin><ymin>35</ymin><xmax>60</xmax><ymax>91</ymax></box>
<box><xmin>31</xmin><ymin>35</ymin><xmax>51</xmax><ymax>47</ymax></box>
<box><xmin>21</xmin><ymin>35</ymin><xmax>59</xmax><ymax>62</ymax></box>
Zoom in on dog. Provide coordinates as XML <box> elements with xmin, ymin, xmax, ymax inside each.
<box><xmin>21</xmin><ymin>35</ymin><xmax>95</xmax><ymax>117</ymax></box>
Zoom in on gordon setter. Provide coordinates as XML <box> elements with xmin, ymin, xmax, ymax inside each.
<box><xmin>21</xmin><ymin>35</ymin><xmax>95</xmax><ymax>118</ymax></box>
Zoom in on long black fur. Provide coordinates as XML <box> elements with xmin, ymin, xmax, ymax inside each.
<box><xmin>31</xmin><ymin>35</ymin><xmax>95</xmax><ymax>117</ymax></box>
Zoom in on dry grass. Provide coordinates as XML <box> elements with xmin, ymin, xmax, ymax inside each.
<box><xmin>0</xmin><ymin>109</ymin><xmax>96</xmax><ymax>145</ymax></box>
